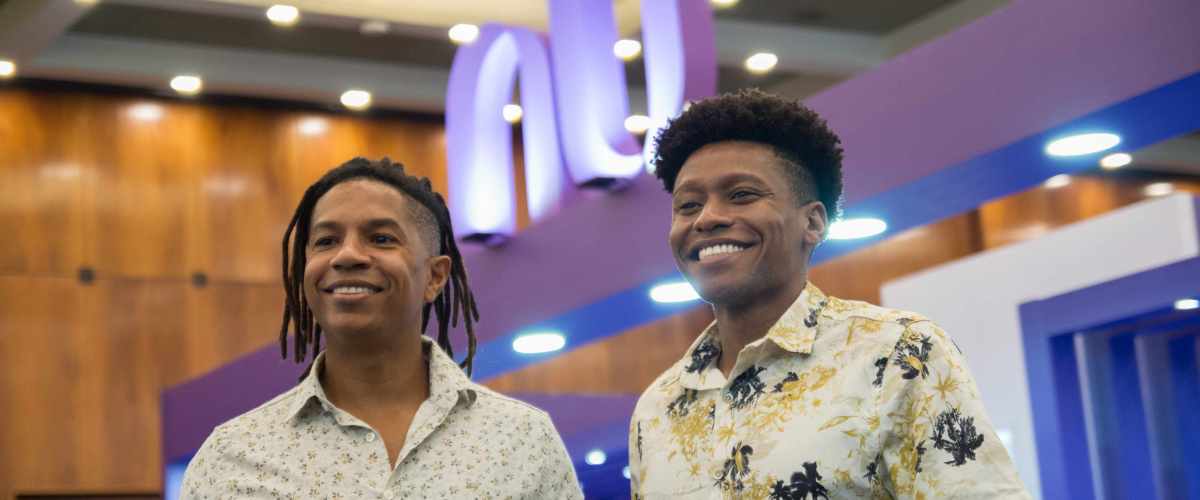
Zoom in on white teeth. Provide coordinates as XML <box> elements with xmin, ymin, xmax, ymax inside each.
<box><xmin>332</xmin><ymin>286</ymin><xmax>374</xmax><ymax>294</ymax></box>
<box><xmin>698</xmin><ymin>243</ymin><xmax>747</xmax><ymax>261</ymax></box>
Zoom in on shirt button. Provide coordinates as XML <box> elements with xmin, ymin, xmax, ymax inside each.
<box><xmin>366</xmin><ymin>433</ymin><xmax>377</xmax><ymax>442</ymax></box>
<box><xmin>383</xmin><ymin>490</ymin><xmax>395</xmax><ymax>500</ymax></box>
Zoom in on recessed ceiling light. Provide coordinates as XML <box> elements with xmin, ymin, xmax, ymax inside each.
<box><xmin>649</xmin><ymin>282</ymin><xmax>700</xmax><ymax>303</ymax></box>
<box><xmin>827</xmin><ymin>218</ymin><xmax>887</xmax><ymax>240</ymax></box>
<box><xmin>0</xmin><ymin>59</ymin><xmax>15</xmax><ymax>79</ymax></box>
<box><xmin>266</xmin><ymin>4</ymin><xmax>300</xmax><ymax>27</ymax></box>
<box><xmin>1043</xmin><ymin>174</ymin><xmax>1071</xmax><ymax>189</ymax></box>
<box><xmin>1099</xmin><ymin>152</ymin><xmax>1132</xmax><ymax>169</ymax></box>
<box><xmin>502</xmin><ymin>104</ymin><xmax>523</xmax><ymax>124</ymax></box>
<box><xmin>711</xmin><ymin>0</ymin><xmax>739</xmax><ymax>8</ymax></box>
<box><xmin>585</xmin><ymin>450</ymin><xmax>607</xmax><ymax>466</ymax></box>
<box><xmin>169</xmin><ymin>75</ymin><xmax>203</xmax><ymax>95</ymax></box>
<box><xmin>613</xmin><ymin>39</ymin><xmax>642</xmax><ymax>61</ymax></box>
<box><xmin>448</xmin><ymin>24</ymin><xmax>480</xmax><ymax>45</ymax></box>
<box><xmin>339</xmin><ymin>89</ymin><xmax>371</xmax><ymax>111</ymax></box>
<box><xmin>512</xmin><ymin>331</ymin><xmax>566</xmax><ymax>354</ymax></box>
<box><xmin>297</xmin><ymin>117</ymin><xmax>327</xmax><ymax>136</ymax></box>
<box><xmin>128</xmin><ymin>103</ymin><xmax>163</xmax><ymax>122</ymax></box>
<box><xmin>624</xmin><ymin>114</ymin><xmax>652</xmax><ymax>134</ymax></box>
<box><xmin>745</xmin><ymin>52</ymin><xmax>778</xmax><ymax>74</ymax></box>
<box><xmin>1143</xmin><ymin>182</ymin><xmax>1173</xmax><ymax>197</ymax></box>
<box><xmin>1175</xmin><ymin>298</ymin><xmax>1199</xmax><ymax>311</ymax></box>
<box><xmin>360</xmin><ymin>20</ymin><xmax>390</xmax><ymax>36</ymax></box>
<box><xmin>74</xmin><ymin>0</ymin><xmax>99</xmax><ymax>5</ymax></box>
<box><xmin>1045</xmin><ymin>132</ymin><xmax>1121</xmax><ymax>157</ymax></box>
<box><xmin>622</xmin><ymin>466</ymin><xmax>631</xmax><ymax>479</ymax></box>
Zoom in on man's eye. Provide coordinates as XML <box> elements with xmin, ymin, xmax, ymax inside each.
<box><xmin>372</xmin><ymin>234</ymin><xmax>397</xmax><ymax>245</ymax></box>
<box><xmin>676</xmin><ymin>201</ymin><xmax>701</xmax><ymax>212</ymax></box>
<box><xmin>312</xmin><ymin>237</ymin><xmax>336</xmax><ymax>247</ymax></box>
<box><xmin>731</xmin><ymin>190</ymin><xmax>759</xmax><ymax>200</ymax></box>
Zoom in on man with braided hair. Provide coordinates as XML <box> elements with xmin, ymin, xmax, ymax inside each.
<box><xmin>182</xmin><ymin>158</ymin><xmax>581</xmax><ymax>499</ymax></box>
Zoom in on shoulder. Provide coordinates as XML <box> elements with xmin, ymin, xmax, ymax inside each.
<box><xmin>823</xmin><ymin>295</ymin><xmax>938</xmax><ymax>342</ymax></box>
<box><xmin>468</xmin><ymin>384</ymin><xmax>556</xmax><ymax>428</ymax></box>
<box><xmin>632</xmin><ymin>357</ymin><xmax>686</xmax><ymax>419</ymax></box>
<box><xmin>202</xmin><ymin>384</ymin><xmax>305</xmax><ymax>444</ymax></box>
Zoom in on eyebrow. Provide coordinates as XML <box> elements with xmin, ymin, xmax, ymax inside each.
<box><xmin>310</xmin><ymin>218</ymin><xmax>404</xmax><ymax>233</ymax></box>
<box><xmin>673</xmin><ymin>172</ymin><xmax>770</xmax><ymax>195</ymax></box>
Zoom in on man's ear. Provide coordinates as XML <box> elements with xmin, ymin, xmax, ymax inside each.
<box><xmin>424</xmin><ymin>255</ymin><xmax>452</xmax><ymax>303</ymax></box>
<box><xmin>804</xmin><ymin>201</ymin><xmax>828</xmax><ymax>247</ymax></box>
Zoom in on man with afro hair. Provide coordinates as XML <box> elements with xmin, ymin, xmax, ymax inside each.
<box><xmin>627</xmin><ymin>89</ymin><xmax>1028</xmax><ymax>499</ymax></box>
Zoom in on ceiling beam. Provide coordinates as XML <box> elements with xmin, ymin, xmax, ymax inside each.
<box><xmin>28</xmin><ymin>33</ymin><xmax>451</xmax><ymax>112</ymax></box>
<box><xmin>0</xmin><ymin>0</ymin><xmax>93</xmax><ymax>64</ymax></box>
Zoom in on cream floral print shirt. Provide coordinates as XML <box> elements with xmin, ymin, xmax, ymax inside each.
<box><xmin>628</xmin><ymin>284</ymin><xmax>1030</xmax><ymax>499</ymax></box>
<box><xmin>181</xmin><ymin>337</ymin><xmax>582</xmax><ymax>499</ymax></box>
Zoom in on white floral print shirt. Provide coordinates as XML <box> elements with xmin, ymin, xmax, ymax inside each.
<box><xmin>181</xmin><ymin>337</ymin><xmax>582</xmax><ymax>499</ymax></box>
<box><xmin>628</xmin><ymin>284</ymin><xmax>1030</xmax><ymax>499</ymax></box>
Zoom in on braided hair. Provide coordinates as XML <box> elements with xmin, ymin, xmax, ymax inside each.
<box><xmin>279</xmin><ymin>157</ymin><xmax>480</xmax><ymax>375</ymax></box>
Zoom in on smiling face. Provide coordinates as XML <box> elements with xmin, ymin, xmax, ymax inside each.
<box><xmin>301</xmin><ymin>180</ymin><xmax>450</xmax><ymax>340</ymax></box>
<box><xmin>668</xmin><ymin>141</ymin><xmax>826</xmax><ymax>308</ymax></box>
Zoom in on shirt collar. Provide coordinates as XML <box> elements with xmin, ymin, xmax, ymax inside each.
<box><xmin>676</xmin><ymin>283</ymin><xmax>828</xmax><ymax>390</ymax></box>
<box><xmin>285</xmin><ymin>336</ymin><xmax>476</xmax><ymax>424</ymax></box>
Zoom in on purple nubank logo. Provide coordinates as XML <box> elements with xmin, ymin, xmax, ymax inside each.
<box><xmin>445</xmin><ymin>0</ymin><xmax>716</xmax><ymax>241</ymax></box>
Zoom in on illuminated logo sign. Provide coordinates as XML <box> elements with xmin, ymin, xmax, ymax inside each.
<box><xmin>445</xmin><ymin>0</ymin><xmax>716</xmax><ymax>240</ymax></box>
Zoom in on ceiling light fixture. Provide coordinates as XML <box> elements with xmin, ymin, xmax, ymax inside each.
<box><xmin>339</xmin><ymin>89</ymin><xmax>371</xmax><ymax>111</ymax></box>
<box><xmin>1043</xmin><ymin>174</ymin><xmax>1071</xmax><ymax>189</ymax></box>
<box><xmin>266</xmin><ymin>5</ymin><xmax>300</xmax><ymax>27</ymax></box>
<box><xmin>0</xmin><ymin>59</ymin><xmax>15</xmax><ymax>79</ymax></box>
<box><xmin>649</xmin><ymin>282</ymin><xmax>700</xmax><ymax>303</ymax></box>
<box><xmin>1045</xmin><ymin>132</ymin><xmax>1121</xmax><ymax>157</ymax></box>
<box><xmin>1175</xmin><ymin>298</ymin><xmax>1199</xmax><ymax>311</ymax></box>
<box><xmin>1099</xmin><ymin>152</ymin><xmax>1132</xmax><ymax>169</ymax></box>
<box><xmin>827</xmin><ymin>218</ymin><xmax>888</xmax><ymax>240</ymax></box>
<box><xmin>169</xmin><ymin>75</ymin><xmax>203</xmax><ymax>95</ymax></box>
<box><xmin>448</xmin><ymin>24</ymin><xmax>480</xmax><ymax>45</ymax></box>
<box><xmin>502</xmin><ymin>104</ymin><xmax>523</xmax><ymax>124</ymax></box>
<box><xmin>613</xmin><ymin>39</ymin><xmax>642</xmax><ymax>61</ymax></box>
<box><xmin>585</xmin><ymin>450</ymin><xmax>607</xmax><ymax>466</ymax></box>
<box><xmin>711</xmin><ymin>0</ymin><xmax>739</xmax><ymax>8</ymax></box>
<box><xmin>512</xmin><ymin>331</ymin><xmax>566</xmax><ymax>354</ymax></box>
<box><xmin>745</xmin><ymin>52</ymin><xmax>778</xmax><ymax>74</ymax></box>
<box><xmin>624</xmin><ymin>114</ymin><xmax>652</xmax><ymax>134</ymax></box>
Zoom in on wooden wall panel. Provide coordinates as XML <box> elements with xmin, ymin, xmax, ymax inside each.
<box><xmin>0</xmin><ymin>86</ymin><xmax>452</xmax><ymax>498</ymax></box>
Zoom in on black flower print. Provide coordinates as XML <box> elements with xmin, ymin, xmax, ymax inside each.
<box><xmin>931</xmin><ymin>407</ymin><xmax>984</xmax><ymax>466</ymax></box>
<box><xmin>894</xmin><ymin>334</ymin><xmax>933</xmax><ymax>380</ymax></box>
<box><xmin>804</xmin><ymin>299</ymin><xmax>827</xmax><ymax>328</ymax></box>
<box><xmin>728</xmin><ymin>365</ymin><xmax>767</xmax><ymax>410</ymax></box>
<box><xmin>667</xmin><ymin>389</ymin><xmax>700</xmax><ymax>418</ymax></box>
<box><xmin>636</xmin><ymin>421</ymin><xmax>644</xmax><ymax>461</ymax></box>
<box><xmin>872</xmin><ymin>357</ymin><xmax>888</xmax><ymax>387</ymax></box>
<box><xmin>864</xmin><ymin>453</ymin><xmax>882</xmax><ymax>482</ymax></box>
<box><xmin>716</xmin><ymin>443</ymin><xmax>754</xmax><ymax>491</ymax></box>
<box><xmin>773</xmin><ymin>371</ymin><xmax>799</xmax><ymax>393</ymax></box>
<box><xmin>768</xmin><ymin>462</ymin><xmax>830</xmax><ymax>500</ymax></box>
<box><xmin>915</xmin><ymin>440</ymin><xmax>927</xmax><ymax>473</ymax></box>
<box><xmin>686</xmin><ymin>338</ymin><xmax>721</xmax><ymax>373</ymax></box>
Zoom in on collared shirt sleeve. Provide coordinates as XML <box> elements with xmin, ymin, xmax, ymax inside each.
<box><xmin>878</xmin><ymin>319</ymin><xmax>1030</xmax><ymax>499</ymax></box>
<box><xmin>628</xmin><ymin>414</ymin><xmax>643</xmax><ymax>498</ymax></box>
<box><xmin>179</xmin><ymin>427</ymin><xmax>223</xmax><ymax>500</ymax></box>
<box><xmin>531</xmin><ymin>411</ymin><xmax>584</xmax><ymax>499</ymax></box>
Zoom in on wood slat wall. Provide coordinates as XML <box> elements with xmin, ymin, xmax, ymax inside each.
<box><xmin>0</xmin><ymin>87</ymin><xmax>454</xmax><ymax>497</ymax></box>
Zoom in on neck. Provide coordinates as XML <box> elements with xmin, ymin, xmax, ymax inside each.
<box><xmin>713</xmin><ymin>277</ymin><xmax>808</xmax><ymax>376</ymax></box>
<box><xmin>320</xmin><ymin>325</ymin><xmax>429</xmax><ymax>411</ymax></box>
